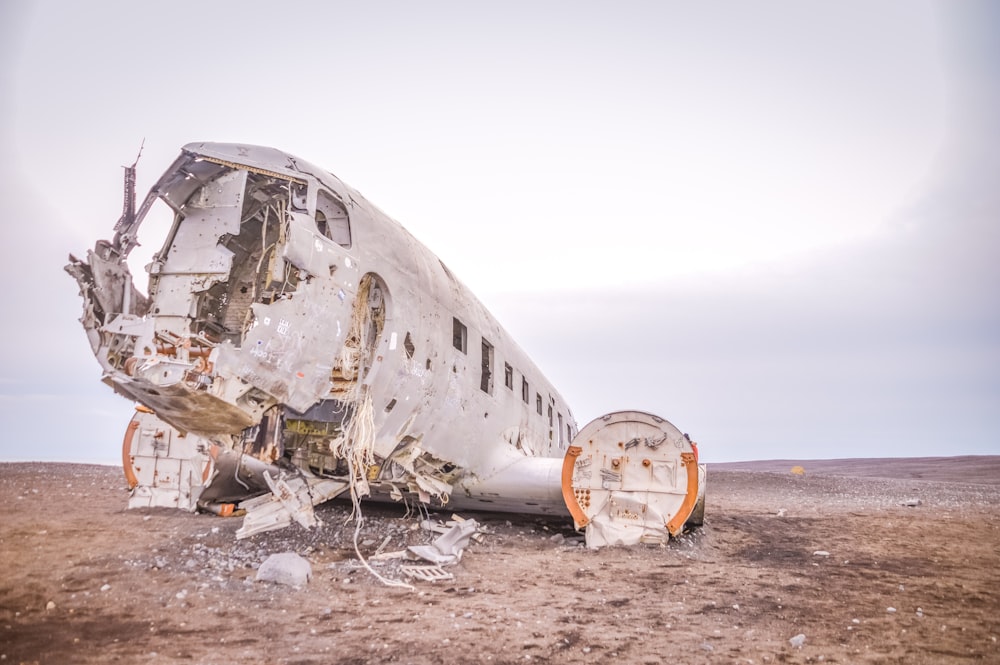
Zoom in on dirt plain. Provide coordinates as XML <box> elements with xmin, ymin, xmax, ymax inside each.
<box><xmin>2</xmin><ymin>457</ymin><xmax>998</xmax><ymax>665</ymax></box>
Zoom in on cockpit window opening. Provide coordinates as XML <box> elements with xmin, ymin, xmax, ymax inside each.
<box><xmin>315</xmin><ymin>189</ymin><xmax>352</xmax><ymax>248</ymax></box>
<box><xmin>290</xmin><ymin>182</ymin><xmax>308</xmax><ymax>211</ymax></box>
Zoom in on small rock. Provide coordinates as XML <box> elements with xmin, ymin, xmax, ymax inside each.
<box><xmin>100</xmin><ymin>584</ymin><xmax>111</xmax><ymax>592</ymax></box>
<box><xmin>887</xmin><ymin>607</ymin><xmax>897</xmax><ymax>613</ymax></box>
<box><xmin>789</xmin><ymin>633</ymin><xmax>806</xmax><ymax>648</ymax></box>
<box><xmin>45</xmin><ymin>601</ymin><xmax>56</xmax><ymax>611</ymax></box>
<box><xmin>256</xmin><ymin>552</ymin><xmax>312</xmax><ymax>587</ymax></box>
<box><xmin>902</xmin><ymin>498</ymin><xmax>922</xmax><ymax>507</ymax></box>
<box><xmin>813</xmin><ymin>551</ymin><xmax>830</xmax><ymax>557</ymax></box>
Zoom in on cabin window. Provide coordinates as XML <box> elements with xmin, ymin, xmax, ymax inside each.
<box><xmin>504</xmin><ymin>363</ymin><xmax>513</xmax><ymax>390</ymax></box>
<box><xmin>480</xmin><ymin>338</ymin><xmax>494</xmax><ymax>394</ymax></box>
<box><xmin>558</xmin><ymin>413</ymin><xmax>565</xmax><ymax>446</ymax></box>
<box><xmin>315</xmin><ymin>190</ymin><xmax>352</xmax><ymax>248</ymax></box>
<box><xmin>567</xmin><ymin>422</ymin><xmax>573</xmax><ymax>442</ymax></box>
<box><xmin>522</xmin><ymin>377</ymin><xmax>529</xmax><ymax>404</ymax></box>
<box><xmin>453</xmin><ymin>318</ymin><xmax>467</xmax><ymax>353</ymax></box>
<box><xmin>548</xmin><ymin>403</ymin><xmax>553</xmax><ymax>427</ymax></box>
<box><xmin>536</xmin><ymin>393</ymin><xmax>542</xmax><ymax>416</ymax></box>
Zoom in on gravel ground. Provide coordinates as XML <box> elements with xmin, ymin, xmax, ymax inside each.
<box><xmin>1</xmin><ymin>458</ymin><xmax>998</xmax><ymax>664</ymax></box>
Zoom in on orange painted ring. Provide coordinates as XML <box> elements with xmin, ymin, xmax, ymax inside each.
<box><xmin>121</xmin><ymin>416</ymin><xmax>141</xmax><ymax>490</ymax></box>
<box><xmin>665</xmin><ymin>452</ymin><xmax>699</xmax><ymax>536</ymax></box>
<box><xmin>560</xmin><ymin>445</ymin><xmax>590</xmax><ymax>528</ymax></box>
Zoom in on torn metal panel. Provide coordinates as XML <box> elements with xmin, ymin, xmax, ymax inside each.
<box><xmin>213</xmin><ymin>280</ymin><xmax>345</xmax><ymax>413</ymax></box>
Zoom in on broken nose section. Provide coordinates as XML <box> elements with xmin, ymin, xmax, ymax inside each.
<box><xmin>114</xmin><ymin>372</ymin><xmax>260</xmax><ymax>434</ymax></box>
<box><xmin>561</xmin><ymin>410</ymin><xmax>705</xmax><ymax>548</ymax></box>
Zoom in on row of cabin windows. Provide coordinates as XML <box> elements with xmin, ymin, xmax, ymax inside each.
<box><xmin>452</xmin><ymin>317</ymin><xmax>573</xmax><ymax>444</ymax></box>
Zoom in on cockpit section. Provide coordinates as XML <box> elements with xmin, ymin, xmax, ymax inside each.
<box><xmin>66</xmin><ymin>148</ymin><xmax>361</xmax><ymax>439</ymax></box>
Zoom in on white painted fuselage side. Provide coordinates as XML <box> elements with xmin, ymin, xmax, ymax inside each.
<box><xmin>120</xmin><ymin>143</ymin><xmax>577</xmax><ymax>514</ymax></box>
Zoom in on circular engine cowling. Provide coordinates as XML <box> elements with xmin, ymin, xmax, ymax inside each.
<box><xmin>561</xmin><ymin>410</ymin><xmax>702</xmax><ymax>547</ymax></box>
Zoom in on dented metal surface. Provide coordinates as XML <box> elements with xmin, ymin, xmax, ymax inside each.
<box><xmin>68</xmin><ymin>143</ymin><xmax>705</xmax><ymax>547</ymax></box>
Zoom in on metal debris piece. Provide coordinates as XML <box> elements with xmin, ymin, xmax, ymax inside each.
<box><xmin>369</xmin><ymin>550</ymin><xmax>408</xmax><ymax>561</ymax></box>
<box><xmin>401</xmin><ymin>565</ymin><xmax>454</xmax><ymax>582</ymax></box>
<box><xmin>408</xmin><ymin>518</ymin><xmax>480</xmax><ymax>565</ymax></box>
<box><xmin>236</xmin><ymin>473</ymin><xmax>348</xmax><ymax>539</ymax></box>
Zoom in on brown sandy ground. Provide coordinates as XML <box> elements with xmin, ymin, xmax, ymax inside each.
<box><xmin>1</xmin><ymin>458</ymin><xmax>998</xmax><ymax>665</ymax></box>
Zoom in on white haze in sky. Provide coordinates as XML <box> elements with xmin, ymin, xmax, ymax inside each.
<box><xmin>0</xmin><ymin>1</ymin><xmax>996</xmax><ymax>464</ymax></box>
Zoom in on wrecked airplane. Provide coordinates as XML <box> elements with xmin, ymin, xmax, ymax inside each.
<box><xmin>66</xmin><ymin>143</ymin><xmax>704</xmax><ymax>548</ymax></box>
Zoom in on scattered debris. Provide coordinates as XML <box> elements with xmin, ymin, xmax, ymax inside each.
<box><xmin>408</xmin><ymin>519</ymin><xmax>480</xmax><ymax>565</ymax></box>
<box><xmin>789</xmin><ymin>633</ymin><xmax>806</xmax><ymax>648</ymax></box>
<box><xmin>256</xmin><ymin>552</ymin><xmax>312</xmax><ymax>587</ymax></box>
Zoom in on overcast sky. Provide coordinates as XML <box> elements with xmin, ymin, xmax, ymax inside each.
<box><xmin>1</xmin><ymin>1</ymin><xmax>996</xmax><ymax>465</ymax></box>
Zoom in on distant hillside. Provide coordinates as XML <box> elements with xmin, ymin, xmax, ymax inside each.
<box><xmin>709</xmin><ymin>455</ymin><xmax>1000</xmax><ymax>485</ymax></box>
